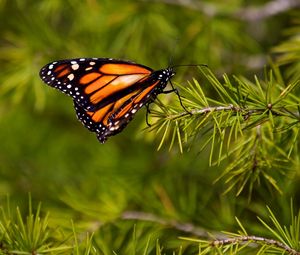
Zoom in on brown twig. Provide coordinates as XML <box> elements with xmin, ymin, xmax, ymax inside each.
<box><xmin>163</xmin><ymin>104</ymin><xmax>297</xmax><ymax>121</ymax></box>
<box><xmin>190</xmin><ymin>104</ymin><xmax>241</xmax><ymax>115</ymax></box>
<box><xmin>236</xmin><ymin>0</ymin><xmax>300</xmax><ymax>22</ymax></box>
<box><xmin>121</xmin><ymin>211</ymin><xmax>227</xmax><ymax>238</ymax></box>
<box><xmin>212</xmin><ymin>236</ymin><xmax>300</xmax><ymax>255</ymax></box>
<box><xmin>166</xmin><ymin>104</ymin><xmax>240</xmax><ymax>119</ymax></box>
<box><xmin>121</xmin><ymin>211</ymin><xmax>300</xmax><ymax>254</ymax></box>
<box><xmin>149</xmin><ymin>0</ymin><xmax>300</xmax><ymax>21</ymax></box>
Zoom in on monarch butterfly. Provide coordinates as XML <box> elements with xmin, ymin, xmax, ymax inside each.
<box><xmin>39</xmin><ymin>58</ymin><xmax>184</xmax><ymax>143</ymax></box>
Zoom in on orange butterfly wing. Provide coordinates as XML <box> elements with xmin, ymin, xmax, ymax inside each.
<box><xmin>40</xmin><ymin>58</ymin><xmax>175</xmax><ymax>143</ymax></box>
<box><xmin>40</xmin><ymin>58</ymin><xmax>153</xmax><ymax>111</ymax></box>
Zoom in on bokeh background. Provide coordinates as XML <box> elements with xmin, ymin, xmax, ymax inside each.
<box><xmin>0</xmin><ymin>0</ymin><xmax>299</xmax><ymax>254</ymax></box>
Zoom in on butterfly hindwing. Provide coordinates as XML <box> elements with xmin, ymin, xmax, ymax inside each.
<box><xmin>74</xmin><ymin>101</ymin><xmax>132</xmax><ymax>143</ymax></box>
<box><xmin>74</xmin><ymin>75</ymin><xmax>169</xmax><ymax>143</ymax></box>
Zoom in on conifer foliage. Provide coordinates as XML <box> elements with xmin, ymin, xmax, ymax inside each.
<box><xmin>0</xmin><ymin>1</ymin><xmax>300</xmax><ymax>254</ymax></box>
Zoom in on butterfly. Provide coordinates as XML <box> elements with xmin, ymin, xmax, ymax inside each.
<box><xmin>39</xmin><ymin>58</ymin><xmax>183</xmax><ymax>143</ymax></box>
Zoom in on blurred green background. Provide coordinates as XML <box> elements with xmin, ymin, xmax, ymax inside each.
<box><xmin>0</xmin><ymin>0</ymin><xmax>299</xmax><ymax>254</ymax></box>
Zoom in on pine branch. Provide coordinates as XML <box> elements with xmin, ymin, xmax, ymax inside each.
<box><xmin>152</xmin><ymin>67</ymin><xmax>300</xmax><ymax>153</ymax></box>
<box><xmin>160</xmin><ymin>103</ymin><xmax>300</xmax><ymax>120</ymax></box>
<box><xmin>211</xmin><ymin>236</ymin><xmax>300</xmax><ymax>255</ymax></box>
<box><xmin>122</xmin><ymin>204</ymin><xmax>300</xmax><ymax>255</ymax></box>
<box><xmin>151</xmin><ymin>0</ymin><xmax>300</xmax><ymax>21</ymax></box>
<box><xmin>122</xmin><ymin>211</ymin><xmax>227</xmax><ymax>239</ymax></box>
<box><xmin>236</xmin><ymin>0</ymin><xmax>300</xmax><ymax>21</ymax></box>
<box><xmin>150</xmin><ymin>67</ymin><xmax>300</xmax><ymax>195</ymax></box>
<box><xmin>180</xmin><ymin>204</ymin><xmax>300</xmax><ymax>255</ymax></box>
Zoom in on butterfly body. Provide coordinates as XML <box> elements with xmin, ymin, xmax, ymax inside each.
<box><xmin>40</xmin><ymin>58</ymin><xmax>175</xmax><ymax>143</ymax></box>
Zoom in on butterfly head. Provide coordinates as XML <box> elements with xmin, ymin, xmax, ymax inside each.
<box><xmin>155</xmin><ymin>67</ymin><xmax>175</xmax><ymax>83</ymax></box>
<box><xmin>168</xmin><ymin>67</ymin><xmax>176</xmax><ymax>78</ymax></box>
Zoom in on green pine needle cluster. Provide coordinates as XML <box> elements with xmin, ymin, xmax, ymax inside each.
<box><xmin>151</xmin><ymin>66</ymin><xmax>299</xmax><ymax>195</ymax></box>
<box><xmin>0</xmin><ymin>198</ymin><xmax>299</xmax><ymax>255</ymax></box>
<box><xmin>0</xmin><ymin>198</ymin><xmax>72</xmax><ymax>254</ymax></box>
<box><xmin>182</xmin><ymin>203</ymin><xmax>300</xmax><ymax>255</ymax></box>
<box><xmin>273</xmin><ymin>16</ymin><xmax>300</xmax><ymax>82</ymax></box>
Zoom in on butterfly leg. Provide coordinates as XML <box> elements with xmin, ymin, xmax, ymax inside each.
<box><xmin>163</xmin><ymin>81</ymin><xmax>192</xmax><ymax>115</ymax></box>
<box><xmin>145</xmin><ymin>102</ymin><xmax>152</xmax><ymax>127</ymax></box>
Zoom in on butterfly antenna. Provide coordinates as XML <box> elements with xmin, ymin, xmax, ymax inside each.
<box><xmin>169</xmin><ymin>54</ymin><xmax>173</xmax><ymax>69</ymax></box>
<box><xmin>171</xmin><ymin>64</ymin><xmax>208</xmax><ymax>69</ymax></box>
<box><xmin>145</xmin><ymin>102</ymin><xmax>152</xmax><ymax>127</ymax></box>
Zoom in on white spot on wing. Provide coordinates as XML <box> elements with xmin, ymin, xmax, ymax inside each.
<box><xmin>72</xmin><ymin>64</ymin><xmax>79</xmax><ymax>70</ymax></box>
<box><xmin>68</xmin><ymin>73</ymin><xmax>74</xmax><ymax>81</ymax></box>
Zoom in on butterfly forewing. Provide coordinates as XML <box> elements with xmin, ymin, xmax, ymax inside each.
<box><xmin>40</xmin><ymin>58</ymin><xmax>175</xmax><ymax>143</ymax></box>
<box><xmin>39</xmin><ymin>58</ymin><xmax>153</xmax><ymax>111</ymax></box>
